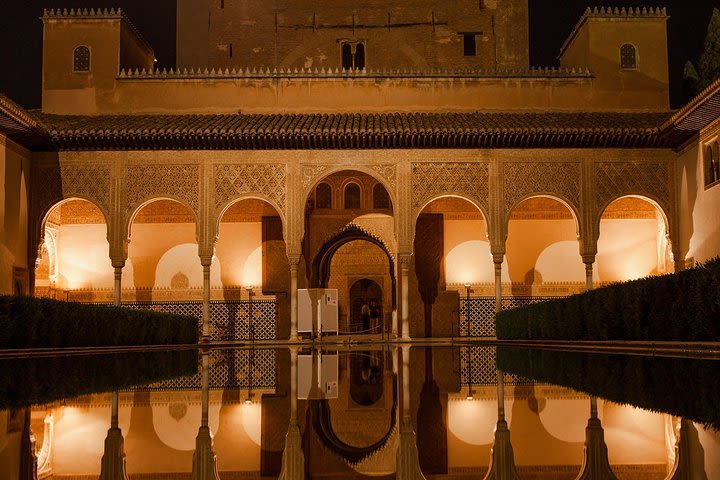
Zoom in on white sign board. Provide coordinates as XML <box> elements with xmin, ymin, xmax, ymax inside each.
<box><xmin>297</xmin><ymin>352</ymin><xmax>339</xmax><ymax>399</ymax></box>
<box><xmin>298</xmin><ymin>288</ymin><xmax>338</xmax><ymax>334</ymax></box>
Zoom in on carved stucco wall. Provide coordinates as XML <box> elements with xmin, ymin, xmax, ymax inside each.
<box><xmin>29</xmin><ymin>150</ymin><xmax>677</xmax><ymax>272</ymax></box>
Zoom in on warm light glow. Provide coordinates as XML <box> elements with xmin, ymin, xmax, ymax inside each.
<box><xmin>539</xmin><ymin>398</ymin><xmax>602</xmax><ymax>443</ymax></box>
<box><xmin>57</xmin><ymin>224</ymin><xmax>114</xmax><ymax>290</ymax></box>
<box><xmin>447</xmin><ymin>397</ymin><xmax>513</xmax><ymax>446</ymax></box>
<box><xmin>597</xmin><ymin>219</ymin><xmax>658</xmax><ymax>281</ymax></box>
<box><xmin>534</xmin><ymin>241</ymin><xmax>596</xmax><ymax>283</ymax></box>
<box><xmin>242</xmin><ymin>246</ymin><xmax>263</xmax><ymax>288</ymax></box>
<box><xmin>151</xmin><ymin>397</ymin><xmax>221</xmax><ymax>451</ymax></box>
<box><xmin>445</xmin><ymin>240</ymin><xmax>494</xmax><ymax>284</ymax></box>
<box><xmin>155</xmin><ymin>244</ymin><xmax>222</xmax><ymax>288</ymax></box>
<box><xmin>241</xmin><ymin>402</ymin><xmax>262</xmax><ymax>446</ymax></box>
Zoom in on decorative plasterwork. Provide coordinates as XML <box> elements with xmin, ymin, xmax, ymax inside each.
<box><xmin>33</xmin><ymin>163</ymin><xmax>112</xmax><ymax>221</ymax></box>
<box><xmin>213</xmin><ymin>163</ymin><xmax>286</xmax><ymax>213</ymax></box>
<box><xmin>410</xmin><ymin>162</ymin><xmax>489</xmax><ymax>214</ymax></box>
<box><xmin>503</xmin><ymin>162</ymin><xmax>581</xmax><ymax>218</ymax></box>
<box><xmin>594</xmin><ymin>161</ymin><xmax>671</xmax><ymax>217</ymax></box>
<box><xmin>125</xmin><ymin>164</ymin><xmax>200</xmax><ymax>217</ymax></box>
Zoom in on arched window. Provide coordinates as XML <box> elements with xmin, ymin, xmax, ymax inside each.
<box><xmin>354</xmin><ymin>43</ymin><xmax>365</xmax><ymax>70</ymax></box>
<box><xmin>316</xmin><ymin>182</ymin><xmax>332</xmax><ymax>209</ymax></box>
<box><xmin>73</xmin><ymin>46</ymin><xmax>90</xmax><ymax>72</ymax></box>
<box><xmin>620</xmin><ymin>44</ymin><xmax>636</xmax><ymax>69</ymax></box>
<box><xmin>372</xmin><ymin>183</ymin><xmax>390</xmax><ymax>209</ymax></box>
<box><xmin>342</xmin><ymin>43</ymin><xmax>353</xmax><ymax>70</ymax></box>
<box><xmin>344</xmin><ymin>183</ymin><xmax>361</xmax><ymax>209</ymax></box>
<box><xmin>706</xmin><ymin>144</ymin><xmax>718</xmax><ymax>187</ymax></box>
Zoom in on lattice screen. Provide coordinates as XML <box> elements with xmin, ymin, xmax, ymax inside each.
<box><xmin>141</xmin><ymin>348</ymin><xmax>277</xmax><ymax>391</ymax></box>
<box><xmin>459</xmin><ymin>296</ymin><xmax>557</xmax><ymax>337</ymax></box>
<box><xmin>111</xmin><ymin>300</ymin><xmax>276</xmax><ymax>340</ymax></box>
<box><xmin>459</xmin><ymin>346</ymin><xmax>531</xmax><ymax>385</ymax></box>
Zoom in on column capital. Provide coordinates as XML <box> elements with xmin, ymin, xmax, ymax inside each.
<box><xmin>492</xmin><ymin>253</ymin><xmax>504</xmax><ymax>265</ymax></box>
<box><xmin>581</xmin><ymin>254</ymin><xmax>596</xmax><ymax>265</ymax></box>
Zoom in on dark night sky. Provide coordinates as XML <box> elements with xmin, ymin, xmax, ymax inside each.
<box><xmin>1</xmin><ymin>1</ymin><xmax>717</xmax><ymax>109</ymax></box>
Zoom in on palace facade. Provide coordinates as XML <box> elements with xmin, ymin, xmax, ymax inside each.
<box><xmin>1</xmin><ymin>2</ymin><xmax>720</xmax><ymax>340</ymax></box>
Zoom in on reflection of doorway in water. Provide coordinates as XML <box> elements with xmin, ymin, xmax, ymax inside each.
<box><xmin>349</xmin><ymin>279</ymin><xmax>382</xmax><ymax>334</ymax></box>
<box><xmin>350</xmin><ymin>351</ymin><xmax>384</xmax><ymax>406</ymax></box>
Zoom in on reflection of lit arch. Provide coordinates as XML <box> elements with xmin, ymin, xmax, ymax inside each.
<box><xmin>126</xmin><ymin>197</ymin><xmax>199</xmax><ymax>242</ymax></box>
<box><xmin>310</xmin><ymin>372</ymin><xmax>397</xmax><ymax>464</ymax></box>
<box><xmin>506</xmin><ymin>194</ymin><xmax>581</xmax><ymax>238</ymax></box>
<box><xmin>447</xmin><ymin>397</ymin><xmax>514</xmax><ymax>445</ymax></box>
<box><xmin>215</xmin><ymin>194</ymin><xmax>286</xmax><ymax>241</ymax></box>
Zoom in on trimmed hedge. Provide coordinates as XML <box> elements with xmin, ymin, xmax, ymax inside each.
<box><xmin>0</xmin><ymin>296</ymin><xmax>198</xmax><ymax>348</ymax></box>
<box><xmin>496</xmin><ymin>346</ymin><xmax>720</xmax><ymax>431</ymax></box>
<box><xmin>0</xmin><ymin>350</ymin><xmax>198</xmax><ymax>408</ymax></box>
<box><xmin>495</xmin><ymin>257</ymin><xmax>720</xmax><ymax>341</ymax></box>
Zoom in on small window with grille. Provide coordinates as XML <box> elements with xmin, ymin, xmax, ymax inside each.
<box><xmin>73</xmin><ymin>46</ymin><xmax>90</xmax><ymax>72</ymax></box>
<box><xmin>620</xmin><ymin>44</ymin><xmax>637</xmax><ymax>69</ymax></box>
<box><xmin>344</xmin><ymin>183</ymin><xmax>361</xmax><ymax>209</ymax></box>
<box><xmin>315</xmin><ymin>183</ymin><xmax>332</xmax><ymax>209</ymax></box>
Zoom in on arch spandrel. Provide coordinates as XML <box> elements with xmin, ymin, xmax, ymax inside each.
<box><xmin>502</xmin><ymin>162</ymin><xmax>582</xmax><ymax>222</ymax></box>
<box><xmin>410</xmin><ymin>162</ymin><xmax>490</xmax><ymax>220</ymax></box>
<box><xmin>32</xmin><ymin>163</ymin><xmax>113</xmax><ymax>236</ymax></box>
<box><xmin>125</xmin><ymin>163</ymin><xmax>201</xmax><ymax>223</ymax></box>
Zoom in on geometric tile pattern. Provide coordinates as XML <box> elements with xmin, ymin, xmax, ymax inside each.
<box><xmin>126</xmin><ymin>164</ymin><xmax>200</xmax><ymax>217</ymax></box>
<box><xmin>141</xmin><ymin>348</ymin><xmax>277</xmax><ymax>390</ymax></box>
<box><xmin>459</xmin><ymin>346</ymin><xmax>533</xmax><ymax>386</ymax></box>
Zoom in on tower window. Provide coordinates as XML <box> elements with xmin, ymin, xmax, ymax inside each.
<box><xmin>354</xmin><ymin>43</ymin><xmax>365</xmax><ymax>70</ymax></box>
<box><xmin>344</xmin><ymin>183</ymin><xmax>361</xmax><ymax>209</ymax></box>
<box><xmin>620</xmin><ymin>44</ymin><xmax>637</xmax><ymax>69</ymax></box>
<box><xmin>341</xmin><ymin>42</ymin><xmax>365</xmax><ymax>70</ymax></box>
<box><xmin>316</xmin><ymin>182</ymin><xmax>332</xmax><ymax>209</ymax></box>
<box><xmin>463</xmin><ymin>34</ymin><xmax>477</xmax><ymax>56</ymax></box>
<box><xmin>73</xmin><ymin>46</ymin><xmax>90</xmax><ymax>72</ymax></box>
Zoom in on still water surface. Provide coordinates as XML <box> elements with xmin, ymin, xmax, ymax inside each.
<box><xmin>1</xmin><ymin>345</ymin><xmax>718</xmax><ymax>479</ymax></box>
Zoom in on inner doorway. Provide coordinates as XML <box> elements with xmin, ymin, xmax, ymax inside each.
<box><xmin>349</xmin><ymin>279</ymin><xmax>383</xmax><ymax>333</ymax></box>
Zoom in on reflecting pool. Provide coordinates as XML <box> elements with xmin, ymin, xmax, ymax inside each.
<box><xmin>1</xmin><ymin>345</ymin><xmax>718</xmax><ymax>479</ymax></box>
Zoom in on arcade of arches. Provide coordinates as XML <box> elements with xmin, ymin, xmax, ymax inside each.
<box><xmin>33</xmin><ymin>168</ymin><xmax>673</xmax><ymax>340</ymax></box>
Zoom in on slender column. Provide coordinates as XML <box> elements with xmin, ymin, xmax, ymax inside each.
<box><xmin>99</xmin><ymin>392</ymin><xmax>128</xmax><ymax>480</ymax></box>
<box><xmin>583</xmin><ymin>256</ymin><xmax>595</xmax><ymax>292</ymax></box>
<box><xmin>665</xmin><ymin>418</ymin><xmax>705</xmax><ymax>480</ymax></box>
<box><xmin>483</xmin><ymin>370</ymin><xmax>520</xmax><ymax>480</ymax></box>
<box><xmin>399</xmin><ymin>255</ymin><xmax>411</xmax><ymax>340</ymax></box>
<box><xmin>493</xmin><ymin>255</ymin><xmax>503</xmax><ymax>314</ymax></box>
<box><xmin>288</xmin><ymin>256</ymin><xmax>300</xmax><ymax>342</ymax></box>
<box><xmin>396</xmin><ymin>346</ymin><xmax>426</xmax><ymax>480</ymax></box>
<box><xmin>575</xmin><ymin>397</ymin><xmax>617</xmax><ymax>480</ymax></box>
<box><xmin>201</xmin><ymin>259</ymin><xmax>212</xmax><ymax>341</ymax></box>
<box><xmin>192</xmin><ymin>353</ymin><xmax>220</xmax><ymax>480</ymax></box>
<box><xmin>279</xmin><ymin>347</ymin><xmax>304</xmax><ymax>480</ymax></box>
<box><xmin>19</xmin><ymin>408</ymin><xmax>38</xmax><ymax>480</ymax></box>
<box><xmin>113</xmin><ymin>266</ymin><xmax>123</xmax><ymax>307</ymax></box>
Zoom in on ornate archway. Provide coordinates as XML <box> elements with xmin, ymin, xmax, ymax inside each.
<box><xmin>309</xmin><ymin>225</ymin><xmax>397</xmax><ymax>312</ymax></box>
